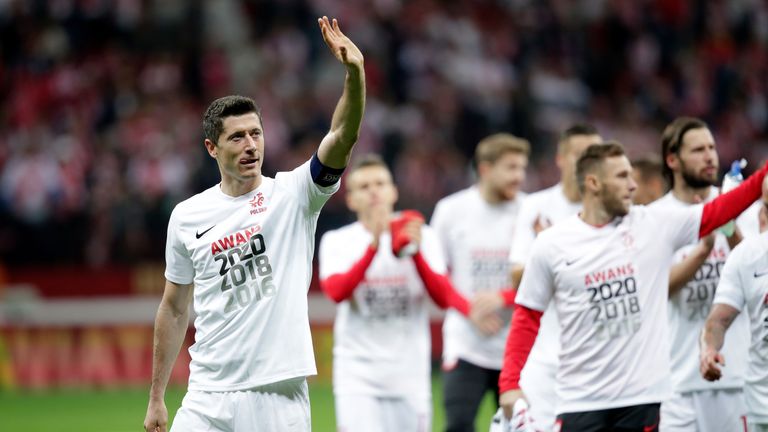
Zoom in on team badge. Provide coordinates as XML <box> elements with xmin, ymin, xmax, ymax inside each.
<box><xmin>249</xmin><ymin>192</ymin><xmax>267</xmax><ymax>215</ymax></box>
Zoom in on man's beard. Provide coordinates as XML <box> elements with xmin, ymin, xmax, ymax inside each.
<box><xmin>601</xmin><ymin>187</ymin><xmax>630</xmax><ymax>218</ymax></box>
<box><xmin>681</xmin><ymin>163</ymin><xmax>716</xmax><ymax>189</ymax></box>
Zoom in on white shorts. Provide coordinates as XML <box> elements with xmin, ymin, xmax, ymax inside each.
<box><xmin>660</xmin><ymin>388</ymin><xmax>747</xmax><ymax>432</ymax></box>
<box><xmin>519</xmin><ymin>360</ymin><xmax>557</xmax><ymax>431</ymax></box>
<box><xmin>335</xmin><ymin>393</ymin><xmax>431</xmax><ymax>432</ymax></box>
<box><xmin>170</xmin><ymin>378</ymin><xmax>310</xmax><ymax>432</ymax></box>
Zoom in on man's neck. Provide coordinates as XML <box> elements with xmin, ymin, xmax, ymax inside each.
<box><xmin>220</xmin><ymin>176</ymin><xmax>262</xmax><ymax>197</ymax></box>
<box><xmin>580</xmin><ymin>197</ymin><xmax>614</xmax><ymax>227</ymax></box>
<box><xmin>671</xmin><ymin>182</ymin><xmax>711</xmax><ymax>204</ymax></box>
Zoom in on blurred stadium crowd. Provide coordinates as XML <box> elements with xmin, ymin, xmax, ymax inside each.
<box><xmin>1</xmin><ymin>0</ymin><xmax>767</xmax><ymax>266</ymax></box>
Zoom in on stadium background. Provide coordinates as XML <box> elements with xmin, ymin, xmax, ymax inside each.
<box><xmin>0</xmin><ymin>1</ymin><xmax>767</xmax><ymax>431</ymax></box>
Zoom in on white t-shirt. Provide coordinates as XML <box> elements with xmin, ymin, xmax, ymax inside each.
<box><xmin>431</xmin><ymin>186</ymin><xmax>525</xmax><ymax>370</ymax></box>
<box><xmin>165</xmin><ymin>160</ymin><xmax>338</xmax><ymax>392</ymax></box>
<box><xmin>737</xmin><ymin>201</ymin><xmax>762</xmax><ymax>238</ymax></box>
<box><xmin>509</xmin><ymin>183</ymin><xmax>581</xmax><ymax>369</ymax></box>
<box><xmin>319</xmin><ymin>220</ymin><xmax>446</xmax><ymax>398</ymax></box>
<box><xmin>652</xmin><ymin>190</ymin><xmax>749</xmax><ymax>393</ymax></box>
<box><xmin>713</xmin><ymin>231</ymin><xmax>768</xmax><ymax>423</ymax></box>
<box><xmin>516</xmin><ymin>205</ymin><xmax>702</xmax><ymax>414</ymax></box>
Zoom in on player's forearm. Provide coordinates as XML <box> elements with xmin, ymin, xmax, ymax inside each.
<box><xmin>668</xmin><ymin>249</ymin><xmax>710</xmax><ymax>297</ymax></box>
<box><xmin>700</xmin><ymin>317</ymin><xmax>728</xmax><ymax>353</ymax></box>
<box><xmin>149</xmin><ymin>303</ymin><xmax>189</xmax><ymax>401</ymax></box>
<box><xmin>499</xmin><ymin>305</ymin><xmax>543</xmax><ymax>392</ymax></box>
<box><xmin>318</xmin><ymin>67</ymin><xmax>366</xmax><ymax>168</ymax></box>
<box><xmin>321</xmin><ymin>245</ymin><xmax>377</xmax><ymax>303</ymax></box>
<box><xmin>510</xmin><ymin>265</ymin><xmax>524</xmax><ymax>290</ymax></box>
<box><xmin>700</xmin><ymin>161</ymin><xmax>768</xmax><ymax>237</ymax></box>
<box><xmin>412</xmin><ymin>252</ymin><xmax>470</xmax><ymax>315</ymax></box>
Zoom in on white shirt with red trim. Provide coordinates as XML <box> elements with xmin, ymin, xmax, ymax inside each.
<box><xmin>515</xmin><ymin>205</ymin><xmax>702</xmax><ymax>414</ymax></box>
<box><xmin>713</xmin><ymin>231</ymin><xmax>768</xmax><ymax>423</ymax></box>
<box><xmin>509</xmin><ymin>184</ymin><xmax>581</xmax><ymax>371</ymax></box>
<box><xmin>652</xmin><ymin>189</ymin><xmax>749</xmax><ymax>393</ymax></box>
<box><xmin>318</xmin><ymin>220</ymin><xmax>446</xmax><ymax>397</ymax></box>
<box><xmin>431</xmin><ymin>186</ymin><xmax>525</xmax><ymax>370</ymax></box>
<box><xmin>165</xmin><ymin>160</ymin><xmax>338</xmax><ymax>391</ymax></box>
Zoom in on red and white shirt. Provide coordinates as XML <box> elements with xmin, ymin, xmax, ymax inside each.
<box><xmin>165</xmin><ymin>160</ymin><xmax>338</xmax><ymax>391</ymax></box>
<box><xmin>319</xmin><ymin>221</ymin><xmax>446</xmax><ymax>398</ymax></box>
<box><xmin>713</xmin><ymin>231</ymin><xmax>768</xmax><ymax>423</ymax></box>
<box><xmin>515</xmin><ymin>205</ymin><xmax>701</xmax><ymax>413</ymax></box>
<box><xmin>431</xmin><ymin>186</ymin><xmax>525</xmax><ymax>369</ymax></box>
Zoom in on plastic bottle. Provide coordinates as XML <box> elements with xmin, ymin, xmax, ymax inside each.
<box><xmin>719</xmin><ymin>159</ymin><xmax>747</xmax><ymax>236</ymax></box>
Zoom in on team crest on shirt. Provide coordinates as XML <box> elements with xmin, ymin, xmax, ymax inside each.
<box><xmin>622</xmin><ymin>231</ymin><xmax>635</xmax><ymax>250</ymax></box>
<box><xmin>249</xmin><ymin>192</ymin><xmax>267</xmax><ymax>215</ymax></box>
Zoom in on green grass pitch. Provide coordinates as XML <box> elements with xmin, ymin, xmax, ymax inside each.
<box><xmin>1</xmin><ymin>375</ymin><xmax>496</xmax><ymax>431</ymax></box>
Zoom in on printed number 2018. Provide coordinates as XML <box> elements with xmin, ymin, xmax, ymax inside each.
<box><xmin>212</xmin><ymin>233</ymin><xmax>276</xmax><ymax>313</ymax></box>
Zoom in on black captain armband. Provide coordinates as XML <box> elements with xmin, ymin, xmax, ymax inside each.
<box><xmin>310</xmin><ymin>153</ymin><xmax>345</xmax><ymax>186</ymax></box>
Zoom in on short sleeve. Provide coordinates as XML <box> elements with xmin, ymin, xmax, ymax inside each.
<box><xmin>514</xmin><ymin>236</ymin><xmax>555</xmax><ymax>312</ymax></box>
<box><xmin>651</xmin><ymin>204</ymin><xmax>703</xmax><ymax>251</ymax></box>
<box><xmin>713</xmin><ymin>245</ymin><xmax>747</xmax><ymax>312</ymax></box>
<box><xmin>318</xmin><ymin>230</ymin><xmax>347</xmax><ymax>279</ymax></box>
<box><xmin>419</xmin><ymin>225</ymin><xmax>447</xmax><ymax>274</ymax></box>
<box><xmin>164</xmin><ymin>208</ymin><xmax>194</xmax><ymax>285</ymax></box>
<box><xmin>276</xmin><ymin>159</ymin><xmax>341</xmax><ymax>214</ymax></box>
<box><xmin>429</xmin><ymin>199</ymin><xmax>453</xmax><ymax>268</ymax></box>
<box><xmin>509</xmin><ymin>198</ymin><xmax>537</xmax><ymax>265</ymax></box>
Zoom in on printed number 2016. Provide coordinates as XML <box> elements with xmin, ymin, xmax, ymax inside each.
<box><xmin>224</xmin><ymin>274</ymin><xmax>276</xmax><ymax>313</ymax></box>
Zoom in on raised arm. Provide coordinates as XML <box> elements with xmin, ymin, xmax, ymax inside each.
<box><xmin>316</xmin><ymin>17</ymin><xmax>366</xmax><ymax>169</ymax></box>
<box><xmin>699</xmin><ymin>161</ymin><xmax>768</xmax><ymax>238</ymax></box>
<box><xmin>144</xmin><ymin>280</ymin><xmax>193</xmax><ymax>432</ymax></box>
<box><xmin>700</xmin><ymin>303</ymin><xmax>740</xmax><ymax>382</ymax></box>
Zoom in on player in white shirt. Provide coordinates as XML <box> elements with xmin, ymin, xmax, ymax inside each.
<box><xmin>631</xmin><ymin>155</ymin><xmax>666</xmax><ymax>205</ymax></box>
<box><xmin>430</xmin><ymin>133</ymin><xmax>530</xmax><ymax>431</ymax></box>
<box><xmin>143</xmin><ymin>17</ymin><xmax>365</xmax><ymax>432</ymax></box>
<box><xmin>498</xmin><ymin>142</ymin><xmax>768</xmax><ymax>431</ymax></box>
<box><xmin>319</xmin><ymin>155</ymin><xmax>489</xmax><ymax>432</ymax></box>
<box><xmin>701</xmin><ymin>180</ymin><xmax>768</xmax><ymax>432</ymax></box>
<box><xmin>653</xmin><ymin>117</ymin><xmax>750</xmax><ymax>432</ymax></box>
<box><xmin>507</xmin><ymin>124</ymin><xmax>602</xmax><ymax>430</ymax></box>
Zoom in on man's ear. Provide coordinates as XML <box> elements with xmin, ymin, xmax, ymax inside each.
<box><xmin>204</xmin><ymin>139</ymin><xmax>217</xmax><ymax>158</ymax></box>
<box><xmin>477</xmin><ymin>161</ymin><xmax>491</xmax><ymax>179</ymax></box>
<box><xmin>665</xmin><ymin>152</ymin><xmax>679</xmax><ymax>174</ymax></box>
<box><xmin>584</xmin><ymin>173</ymin><xmax>600</xmax><ymax>194</ymax></box>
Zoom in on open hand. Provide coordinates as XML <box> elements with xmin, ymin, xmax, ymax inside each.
<box><xmin>318</xmin><ymin>17</ymin><xmax>364</xmax><ymax>70</ymax></box>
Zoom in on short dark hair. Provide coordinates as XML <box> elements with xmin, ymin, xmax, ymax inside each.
<box><xmin>475</xmin><ymin>133</ymin><xmax>531</xmax><ymax>164</ymax></box>
<box><xmin>558</xmin><ymin>123</ymin><xmax>600</xmax><ymax>153</ymax></box>
<box><xmin>349</xmin><ymin>153</ymin><xmax>389</xmax><ymax>174</ymax></box>
<box><xmin>631</xmin><ymin>155</ymin><xmax>664</xmax><ymax>183</ymax></box>
<box><xmin>576</xmin><ymin>141</ymin><xmax>626</xmax><ymax>193</ymax></box>
<box><xmin>202</xmin><ymin>95</ymin><xmax>263</xmax><ymax>144</ymax></box>
<box><xmin>661</xmin><ymin>117</ymin><xmax>708</xmax><ymax>187</ymax></box>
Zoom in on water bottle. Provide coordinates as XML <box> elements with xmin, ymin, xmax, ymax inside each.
<box><xmin>719</xmin><ymin>159</ymin><xmax>747</xmax><ymax>236</ymax></box>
